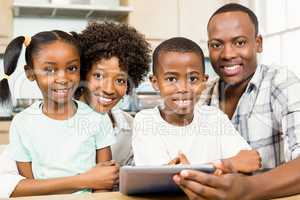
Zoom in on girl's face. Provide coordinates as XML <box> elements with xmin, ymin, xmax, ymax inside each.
<box><xmin>85</xmin><ymin>56</ymin><xmax>128</xmax><ymax>113</ymax></box>
<box><xmin>26</xmin><ymin>41</ymin><xmax>80</xmax><ymax>106</ymax></box>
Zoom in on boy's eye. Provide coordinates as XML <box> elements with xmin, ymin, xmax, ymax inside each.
<box><xmin>166</xmin><ymin>77</ymin><xmax>177</xmax><ymax>83</ymax></box>
<box><xmin>235</xmin><ymin>40</ymin><xmax>246</xmax><ymax>47</ymax></box>
<box><xmin>188</xmin><ymin>76</ymin><xmax>199</xmax><ymax>83</ymax></box>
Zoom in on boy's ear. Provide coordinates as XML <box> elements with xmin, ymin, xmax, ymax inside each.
<box><xmin>204</xmin><ymin>74</ymin><xmax>209</xmax><ymax>82</ymax></box>
<box><xmin>24</xmin><ymin>65</ymin><xmax>35</xmax><ymax>81</ymax></box>
<box><xmin>149</xmin><ymin>75</ymin><xmax>159</xmax><ymax>91</ymax></box>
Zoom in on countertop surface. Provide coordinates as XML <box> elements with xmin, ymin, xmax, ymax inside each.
<box><xmin>9</xmin><ymin>192</ymin><xmax>300</xmax><ymax>200</ymax></box>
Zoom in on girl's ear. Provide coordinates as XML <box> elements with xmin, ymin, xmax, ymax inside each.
<box><xmin>24</xmin><ymin>65</ymin><xmax>35</xmax><ymax>81</ymax></box>
<box><xmin>149</xmin><ymin>75</ymin><xmax>159</xmax><ymax>91</ymax></box>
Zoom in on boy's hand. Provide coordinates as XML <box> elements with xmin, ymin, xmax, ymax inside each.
<box><xmin>79</xmin><ymin>160</ymin><xmax>119</xmax><ymax>190</ymax></box>
<box><xmin>168</xmin><ymin>152</ymin><xmax>190</xmax><ymax>165</ymax></box>
<box><xmin>220</xmin><ymin>150</ymin><xmax>262</xmax><ymax>173</ymax></box>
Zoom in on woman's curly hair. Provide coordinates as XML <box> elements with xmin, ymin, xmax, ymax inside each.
<box><xmin>76</xmin><ymin>21</ymin><xmax>151</xmax><ymax>94</ymax></box>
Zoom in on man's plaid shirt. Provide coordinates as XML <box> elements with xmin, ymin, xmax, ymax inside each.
<box><xmin>199</xmin><ymin>64</ymin><xmax>300</xmax><ymax>169</ymax></box>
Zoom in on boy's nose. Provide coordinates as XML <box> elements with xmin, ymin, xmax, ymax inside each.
<box><xmin>176</xmin><ymin>80</ymin><xmax>188</xmax><ymax>93</ymax></box>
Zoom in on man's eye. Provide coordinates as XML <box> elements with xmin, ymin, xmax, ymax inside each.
<box><xmin>209</xmin><ymin>42</ymin><xmax>222</xmax><ymax>49</ymax></box>
<box><xmin>235</xmin><ymin>40</ymin><xmax>246</xmax><ymax>47</ymax></box>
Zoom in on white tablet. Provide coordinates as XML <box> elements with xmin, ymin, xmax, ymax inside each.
<box><xmin>119</xmin><ymin>164</ymin><xmax>215</xmax><ymax>195</ymax></box>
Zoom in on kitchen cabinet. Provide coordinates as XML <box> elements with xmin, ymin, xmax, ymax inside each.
<box><xmin>0</xmin><ymin>121</ymin><xmax>10</xmax><ymax>144</ymax></box>
<box><xmin>0</xmin><ymin>0</ymin><xmax>13</xmax><ymax>54</ymax></box>
<box><xmin>13</xmin><ymin>1</ymin><xmax>133</xmax><ymax>22</ymax></box>
<box><xmin>127</xmin><ymin>0</ymin><xmax>179</xmax><ymax>40</ymax></box>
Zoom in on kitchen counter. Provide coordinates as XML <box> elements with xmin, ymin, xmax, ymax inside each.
<box><xmin>9</xmin><ymin>191</ymin><xmax>300</xmax><ymax>200</ymax></box>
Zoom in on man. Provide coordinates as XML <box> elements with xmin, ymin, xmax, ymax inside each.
<box><xmin>174</xmin><ymin>3</ymin><xmax>300</xmax><ymax>200</ymax></box>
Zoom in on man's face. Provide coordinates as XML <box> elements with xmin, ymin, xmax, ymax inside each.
<box><xmin>207</xmin><ymin>11</ymin><xmax>262</xmax><ymax>86</ymax></box>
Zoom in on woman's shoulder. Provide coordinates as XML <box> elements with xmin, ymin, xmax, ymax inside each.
<box><xmin>134</xmin><ymin>107</ymin><xmax>158</xmax><ymax>121</ymax></box>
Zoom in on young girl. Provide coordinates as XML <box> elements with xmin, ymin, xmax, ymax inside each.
<box><xmin>75</xmin><ymin>21</ymin><xmax>151</xmax><ymax>166</ymax></box>
<box><xmin>0</xmin><ymin>23</ymin><xmax>151</xmax><ymax>197</ymax></box>
<box><xmin>2</xmin><ymin>30</ymin><xmax>116</xmax><ymax>194</ymax></box>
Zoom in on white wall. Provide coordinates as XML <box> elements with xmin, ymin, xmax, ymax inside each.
<box><xmin>1</xmin><ymin>17</ymin><xmax>88</xmax><ymax>101</ymax></box>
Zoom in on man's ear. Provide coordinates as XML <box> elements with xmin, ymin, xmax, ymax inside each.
<box><xmin>24</xmin><ymin>65</ymin><xmax>35</xmax><ymax>81</ymax></box>
<box><xmin>256</xmin><ymin>34</ymin><xmax>263</xmax><ymax>53</ymax></box>
<box><xmin>149</xmin><ymin>74</ymin><xmax>159</xmax><ymax>91</ymax></box>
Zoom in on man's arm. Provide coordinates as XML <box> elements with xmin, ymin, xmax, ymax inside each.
<box><xmin>173</xmin><ymin>157</ymin><xmax>300</xmax><ymax>200</ymax></box>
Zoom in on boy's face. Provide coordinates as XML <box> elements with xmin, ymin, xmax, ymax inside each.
<box><xmin>207</xmin><ymin>11</ymin><xmax>262</xmax><ymax>86</ymax></box>
<box><xmin>85</xmin><ymin>57</ymin><xmax>128</xmax><ymax>113</ymax></box>
<box><xmin>25</xmin><ymin>41</ymin><xmax>80</xmax><ymax>106</ymax></box>
<box><xmin>151</xmin><ymin>51</ymin><xmax>207</xmax><ymax>117</ymax></box>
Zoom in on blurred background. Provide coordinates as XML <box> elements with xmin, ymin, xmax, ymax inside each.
<box><xmin>0</xmin><ymin>0</ymin><xmax>299</xmax><ymax>114</ymax></box>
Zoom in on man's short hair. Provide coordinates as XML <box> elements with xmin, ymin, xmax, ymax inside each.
<box><xmin>208</xmin><ymin>3</ymin><xmax>259</xmax><ymax>35</ymax></box>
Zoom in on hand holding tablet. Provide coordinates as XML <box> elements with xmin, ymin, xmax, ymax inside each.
<box><xmin>120</xmin><ymin>164</ymin><xmax>215</xmax><ymax>195</ymax></box>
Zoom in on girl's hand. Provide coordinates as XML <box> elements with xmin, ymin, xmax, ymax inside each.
<box><xmin>220</xmin><ymin>150</ymin><xmax>262</xmax><ymax>174</ymax></box>
<box><xmin>79</xmin><ymin>160</ymin><xmax>119</xmax><ymax>190</ymax></box>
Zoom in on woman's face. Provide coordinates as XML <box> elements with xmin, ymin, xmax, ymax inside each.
<box><xmin>85</xmin><ymin>57</ymin><xmax>128</xmax><ymax>113</ymax></box>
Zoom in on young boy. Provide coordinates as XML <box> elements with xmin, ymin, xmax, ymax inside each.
<box><xmin>132</xmin><ymin>37</ymin><xmax>261</xmax><ymax>173</ymax></box>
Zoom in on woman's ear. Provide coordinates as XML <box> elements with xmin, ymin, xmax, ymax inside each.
<box><xmin>149</xmin><ymin>75</ymin><xmax>159</xmax><ymax>91</ymax></box>
<box><xmin>24</xmin><ymin>65</ymin><xmax>35</xmax><ymax>81</ymax></box>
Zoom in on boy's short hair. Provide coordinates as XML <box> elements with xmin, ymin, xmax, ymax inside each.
<box><xmin>152</xmin><ymin>37</ymin><xmax>205</xmax><ymax>74</ymax></box>
<box><xmin>208</xmin><ymin>3</ymin><xmax>259</xmax><ymax>35</ymax></box>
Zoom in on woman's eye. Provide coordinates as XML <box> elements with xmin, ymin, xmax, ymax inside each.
<box><xmin>94</xmin><ymin>73</ymin><xmax>104</xmax><ymax>80</ymax></box>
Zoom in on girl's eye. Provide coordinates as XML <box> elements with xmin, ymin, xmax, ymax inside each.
<box><xmin>67</xmin><ymin>65</ymin><xmax>78</xmax><ymax>72</ymax></box>
<box><xmin>166</xmin><ymin>77</ymin><xmax>177</xmax><ymax>83</ymax></box>
<box><xmin>235</xmin><ymin>40</ymin><xmax>246</xmax><ymax>47</ymax></box>
<box><xmin>44</xmin><ymin>67</ymin><xmax>55</xmax><ymax>75</ymax></box>
<box><xmin>115</xmin><ymin>78</ymin><xmax>127</xmax><ymax>85</ymax></box>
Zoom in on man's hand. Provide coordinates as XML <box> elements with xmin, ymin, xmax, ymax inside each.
<box><xmin>173</xmin><ymin>170</ymin><xmax>253</xmax><ymax>200</ymax></box>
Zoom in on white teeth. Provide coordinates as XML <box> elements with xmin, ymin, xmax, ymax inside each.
<box><xmin>224</xmin><ymin>65</ymin><xmax>240</xmax><ymax>70</ymax></box>
<box><xmin>174</xmin><ymin>100</ymin><xmax>192</xmax><ymax>106</ymax></box>
<box><xmin>97</xmin><ymin>97</ymin><xmax>113</xmax><ymax>104</ymax></box>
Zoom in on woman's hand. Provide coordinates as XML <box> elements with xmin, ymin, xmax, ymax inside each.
<box><xmin>79</xmin><ymin>160</ymin><xmax>119</xmax><ymax>190</ymax></box>
<box><xmin>220</xmin><ymin>150</ymin><xmax>262</xmax><ymax>174</ymax></box>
